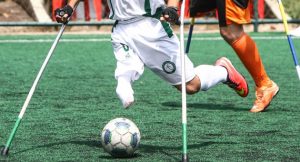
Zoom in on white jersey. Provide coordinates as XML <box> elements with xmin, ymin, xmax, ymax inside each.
<box><xmin>107</xmin><ymin>0</ymin><xmax>166</xmax><ymax>20</ymax></box>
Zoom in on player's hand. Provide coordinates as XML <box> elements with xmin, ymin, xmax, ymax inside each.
<box><xmin>161</xmin><ymin>6</ymin><xmax>180</xmax><ymax>25</ymax></box>
<box><xmin>55</xmin><ymin>5</ymin><xmax>73</xmax><ymax>24</ymax></box>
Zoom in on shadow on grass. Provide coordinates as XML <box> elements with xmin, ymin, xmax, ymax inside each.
<box><xmin>14</xmin><ymin>139</ymin><xmax>142</xmax><ymax>160</ymax></box>
<box><xmin>139</xmin><ymin>141</ymin><xmax>237</xmax><ymax>161</ymax></box>
<box><xmin>14</xmin><ymin>140</ymin><xmax>100</xmax><ymax>155</ymax></box>
<box><xmin>162</xmin><ymin>101</ymin><xmax>246</xmax><ymax>112</ymax></box>
<box><xmin>98</xmin><ymin>153</ymin><xmax>142</xmax><ymax>160</ymax></box>
<box><xmin>13</xmin><ymin>139</ymin><xmax>236</xmax><ymax>161</ymax></box>
<box><xmin>140</xmin><ymin>141</ymin><xmax>236</xmax><ymax>151</ymax></box>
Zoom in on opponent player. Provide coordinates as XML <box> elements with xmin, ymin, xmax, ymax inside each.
<box><xmin>55</xmin><ymin>0</ymin><xmax>248</xmax><ymax>109</ymax></box>
<box><xmin>168</xmin><ymin>0</ymin><xmax>279</xmax><ymax>112</ymax></box>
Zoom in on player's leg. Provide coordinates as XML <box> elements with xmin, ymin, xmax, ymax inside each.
<box><xmin>138</xmin><ymin>29</ymin><xmax>247</xmax><ymax>96</ymax></box>
<box><xmin>112</xmin><ymin>42</ymin><xmax>144</xmax><ymax>108</ymax></box>
<box><xmin>153</xmin><ymin>56</ymin><xmax>230</xmax><ymax>95</ymax></box>
<box><xmin>135</xmin><ymin>17</ymin><xmax>247</xmax><ymax>96</ymax></box>
<box><xmin>111</xmin><ymin>20</ymin><xmax>152</xmax><ymax>109</ymax></box>
<box><xmin>174</xmin><ymin>56</ymin><xmax>248</xmax><ymax>97</ymax></box>
<box><xmin>217</xmin><ymin>0</ymin><xmax>279</xmax><ymax>112</ymax></box>
<box><xmin>129</xmin><ymin>18</ymin><xmax>195</xmax><ymax>93</ymax></box>
<box><xmin>229</xmin><ymin>33</ymin><xmax>279</xmax><ymax>112</ymax></box>
<box><xmin>115</xmin><ymin>73</ymin><xmax>135</xmax><ymax>109</ymax></box>
<box><xmin>172</xmin><ymin>58</ymin><xmax>229</xmax><ymax>94</ymax></box>
<box><xmin>183</xmin><ymin>65</ymin><xmax>228</xmax><ymax>94</ymax></box>
<box><xmin>214</xmin><ymin>57</ymin><xmax>249</xmax><ymax>97</ymax></box>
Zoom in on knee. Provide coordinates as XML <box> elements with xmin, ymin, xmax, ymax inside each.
<box><xmin>174</xmin><ymin>77</ymin><xmax>200</xmax><ymax>94</ymax></box>
<box><xmin>186</xmin><ymin>84</ymin><xmax>200</xmax><ymax>95</ymax></box>
<box><xmin>174</xmin><ymin>83</ymin><xmax>200</xmax><ymax>94</ymax></box>
<box><xmin>220</xmin><ymin>29</ymin><xmax>234</xmax><ymax>43</ymax></box>
<box><xmin>219</xmin><ymin>28</ymin><xmax>244</xmax><ymax>44</ymax></box>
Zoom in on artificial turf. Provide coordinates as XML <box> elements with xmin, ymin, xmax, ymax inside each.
<box><xmin>0</xmin><ymin>32</ymin><xmax>299</xmax><ymax>161</ymax></box>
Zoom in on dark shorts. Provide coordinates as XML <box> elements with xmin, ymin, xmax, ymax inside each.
<box><xmin>190</xmin><ymin>0</ymin><xmax>251</xmax><ymax>26</ymax></box>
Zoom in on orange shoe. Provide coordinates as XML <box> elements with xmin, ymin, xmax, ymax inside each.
<box><xmin>250</xmin><ymin>81</ymin><xmax>279</xmax><ymax>113</ymax></box>
<box><xmin>215</xmin><ymin>57</ymin><xmax>249</xmax><ymax>97</ymax></box>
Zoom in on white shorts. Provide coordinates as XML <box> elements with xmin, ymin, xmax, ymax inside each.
<box><xmin>111</xmin><ymin>17</ymin><xmax>196</xmax><ymax>85</ymax></box>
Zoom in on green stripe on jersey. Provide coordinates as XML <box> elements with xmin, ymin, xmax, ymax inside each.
<box><xmin>144</xmin><ymin>0</ymin><xmax>151</xmax><ymax>16</ymax></box>
<box><xmin>161</xmin><ymin>21</ymin><xmax>173</xmax><ymax>38</ymax></box>
<box><xmin>154</xmin><ymin>7</ymin><xmax>174</xmax><ymax>38</ymax></box>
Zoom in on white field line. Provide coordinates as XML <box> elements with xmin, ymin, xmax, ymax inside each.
<box><xmin>0</xmin><ymin>38</ymin><xmax>109</xmax><ymax>43</ymax></box>
<box><xmin>0</xmin><ymin>36</ymin><xmax>299</xmax><ymax>43</ymax></box>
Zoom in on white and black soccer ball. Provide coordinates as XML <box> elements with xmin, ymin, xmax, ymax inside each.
<box><xmin>101</xmin><ymin>118</ymin><xmax>141</xmax><ymax>158</ymax></box>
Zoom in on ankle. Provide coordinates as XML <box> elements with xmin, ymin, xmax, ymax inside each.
<box><xmin>256</xmin><ymin>77</ymin><xmax>272</xmax><ymax>88</ymax></box>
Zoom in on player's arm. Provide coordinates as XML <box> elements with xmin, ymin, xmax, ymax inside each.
<box><xmin>67</xmin><ymin>0</ymin><xmax>80</xmax><ymax>8</ymax></box>
<box><xmin>161</xmin><ymin>0</ymin><xmax>180</xmax><ymax>25</ymax></box>
<box><xmin>55</xmin><ymin>0</ymin><xmax>80</xmax><ymax>23</ymax></box>
<box><xmin>167</xmin><ymin>0</ymin><xmax>179</xmax><ymax>7</ymax></box>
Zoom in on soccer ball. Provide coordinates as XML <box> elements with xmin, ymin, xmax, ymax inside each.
<box><xmin>101</xmin><ymin>118</ymin><xmax>141</xmax><ymax>158</ymax></box>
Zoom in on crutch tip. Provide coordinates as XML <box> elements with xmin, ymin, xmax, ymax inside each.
<box><xmin>181</xmin><ymin>154</ymin><xmax>189</xmax><ymax>162</ymax></box>
<box><xmin>1</xmin><ymin>146</ymin><xmax>9</xmax><ymax>156</ymax></box>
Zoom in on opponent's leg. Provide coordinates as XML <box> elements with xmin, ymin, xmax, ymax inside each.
<box><xmin>229</xmin><ymin>30</ymin><xmax>279</xmax><ymax>111</ymax></box>
<box><xmin>250</xmin><ymin>81</ymin><xmax>279</xmax><ymax>112</ymax></box>
<box><xmin>216</xmin><ymin>0</ymin><xmax>279</xmax><ymax>112</ymax></box>
<box><xmin>230</xmin><ymin>31</ymin><xmax>270</xmax><ymax>87</ymax></box>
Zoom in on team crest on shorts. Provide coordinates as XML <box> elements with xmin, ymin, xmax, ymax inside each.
<box><xmin>162</xmin><ymin>61</ymin><xmax>176</xmax><ymax>74</ymax></box>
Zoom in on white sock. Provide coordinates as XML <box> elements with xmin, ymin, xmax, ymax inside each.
<box><xmin>194</xmin><ymin>65</ymin><xmax>228</xmax><ymax>91</ymax></box>
<box><xmin>116</xmin><ymin>77</ymin><xmax>134</xmax><ymax>108</ymax></box>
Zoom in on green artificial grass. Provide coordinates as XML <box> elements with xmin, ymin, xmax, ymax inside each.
<box><xmin>0</xmin><ymin>32</ymin><xmax>299</xmax><ymax>161</ymax></box>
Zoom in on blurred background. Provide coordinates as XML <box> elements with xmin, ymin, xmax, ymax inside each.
<box><xmin>0</xmin><ymin>0</ymin><xmax>300</xmax><ymax>34</ymax></box>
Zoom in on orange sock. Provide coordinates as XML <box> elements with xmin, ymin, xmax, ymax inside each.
<box><xmin>231</xmin><ymin>33</ymin><xmax>270</xmax><ymax>87</ymax></box>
